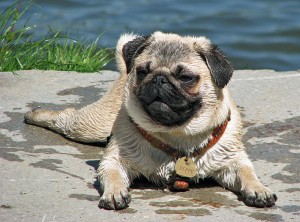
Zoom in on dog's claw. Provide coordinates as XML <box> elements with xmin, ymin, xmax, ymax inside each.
<box><xmin>98</xmin><ymin>191</ymin><xmax>131</xmax><ymax>210</ymax></box>
<box><xmin>243</xmin><ymin>189</ymin><xmax>277</xmax><ymax>208</ymax></box>
<box><xmin>98</xmin><ymin>196</ymin><xmax>115</xmax><ymax>210</ymax></box>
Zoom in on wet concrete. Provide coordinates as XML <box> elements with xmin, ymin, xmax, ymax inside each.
<box><xmin>0</xmin><ymin>69</ymin><xmax>299</xmax><ymax>222</ymax></box>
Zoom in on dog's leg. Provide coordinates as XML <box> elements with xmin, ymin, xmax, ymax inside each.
<box><xmin>97</xmin><ymin>144</ymin><xmax>132</xmax><ymax>210</ymax></box>
<box><xmin>24</xmin><ymin>73</ymin><xmax>127</xmax><ymax>143</ymax></box>
<box><xmin>212</xmin><ymin>156</ymin><xmax>277</xmax><ymax>207</ymax></box>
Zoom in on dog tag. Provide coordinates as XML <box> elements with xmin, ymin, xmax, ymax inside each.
<box><xmin>175</xmin><ymin>157</ymin><xmax>197</xmax><ymax>178</ymax></box>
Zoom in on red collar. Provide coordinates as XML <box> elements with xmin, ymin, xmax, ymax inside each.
<box><xmin>135</xmin><ymin>113</ymin><xmax>231</xmax><ymax>159</ymax></box>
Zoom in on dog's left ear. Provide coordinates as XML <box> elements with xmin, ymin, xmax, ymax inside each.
<box><xmin>116</xmin><ymin>33</ymin><xmax>150</xmax><ymax>75</ymax></box>
<box><xmin>198</xmin><ymin>45</ymin><xmax>233</xmax><ymax>88</ymax></box>
<box><xmin>122</xmin><ymin>35</ymin><xmax>150</xmax><ymax>74</ymax></box>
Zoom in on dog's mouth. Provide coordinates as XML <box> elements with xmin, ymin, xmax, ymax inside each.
<box><xmin>146</xmin><ymin>98</ymin><xmax>178</xmax><ymax>125</ymax></box>
<box><xmin>137</xmin><ymin>84</ymin><xmax>202</xmax><ymax>126</ymax></box>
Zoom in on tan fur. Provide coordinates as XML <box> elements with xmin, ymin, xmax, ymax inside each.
<box><xmin>24</xmin><ymin>32</ymin><xmax>277</xmax><ymax>210</ymax></box>
<box><xmin>24</xmin><ymin>61</ymin><xmax>127</xmax><ymax>143</ymax></box>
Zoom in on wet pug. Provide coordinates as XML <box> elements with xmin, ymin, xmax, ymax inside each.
<box><xmin>24</xmin><ymin>31</ymin><xmax>277</xmax><ymax>210</ymax></box>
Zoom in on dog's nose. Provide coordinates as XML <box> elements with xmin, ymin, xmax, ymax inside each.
<box><xmin>152</xmin><ymin>75</ymin><xmax>168</xmax><ymax>85</ymax></box>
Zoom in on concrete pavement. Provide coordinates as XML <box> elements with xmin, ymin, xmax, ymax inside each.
<box><xmin>0</xmin><ymin>69</ymin><xmax>299</xmax><ymax>221</ymax></box>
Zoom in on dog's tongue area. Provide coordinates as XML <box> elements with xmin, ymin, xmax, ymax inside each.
<box><xmin>147</xmin><ymin>101</ymin><xmax>180</xmax><ymax>126</ymax></box>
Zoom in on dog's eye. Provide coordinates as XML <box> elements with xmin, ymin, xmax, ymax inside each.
<box><xmin>136</xmin><ymin>69</ymin><xmax>149</xmax><ymax>81</ymax></box>
<box><xmin>136</xmin><ymin>62</ymin><xmax>151</xmax><ymax>80</ymax></box>
<box><xmin>178</xmin><ymin>75</ymin><xmax>195</xmax><ymax>83</ymax></box>
<box><xmin>137</xmin><ymin>69</ymin><xmax>149</xmax><ymax>75</ymax></box>
<box><xmin>176</xmin><ymin>65</ymin><xmax>184</xmax><ymax>75</ymax></box>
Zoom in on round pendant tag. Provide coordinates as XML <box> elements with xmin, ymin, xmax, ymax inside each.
<box><xmin>175</xmin><ymin>157</ymin><xmax>197</xmax><ymax>178</ymax></box>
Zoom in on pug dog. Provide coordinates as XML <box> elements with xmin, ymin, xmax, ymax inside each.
<box><xmin>24</xmin><ymin>31</ymin><xmax>277</xmax><ymax>210</ymax></box>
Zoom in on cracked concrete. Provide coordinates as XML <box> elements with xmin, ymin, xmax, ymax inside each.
<box><xmin>0</xmin><ymin>69</ymin><xmax>299</xmax><ymax>222</ymax></box>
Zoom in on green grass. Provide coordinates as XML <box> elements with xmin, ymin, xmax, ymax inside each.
<box><xmin>0</xmin><ymin>0</ymin><xmax>114</xmax><ymax>72</ymax></box>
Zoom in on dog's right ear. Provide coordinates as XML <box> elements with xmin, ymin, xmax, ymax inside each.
<box><xmin>116</xmin><ymin>34</ymin><xmax>150</xmax><ymax>74</ymax></box>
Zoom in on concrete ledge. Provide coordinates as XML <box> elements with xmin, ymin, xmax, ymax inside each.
<box><xmin>0</xmin><ymin>70</ymin><xmax>299</xmax><ymax>221</ymax></box>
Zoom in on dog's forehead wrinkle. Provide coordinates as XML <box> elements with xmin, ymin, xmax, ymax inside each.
<box><xmin>147</xmin><ymin>41</ymin><xmax>191</xmax><ymax>66</ymax></box>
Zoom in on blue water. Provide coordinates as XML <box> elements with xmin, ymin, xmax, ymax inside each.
<box><xmin>1</xmin><ymin>0</ymin><xmax>300</xmax><ymax>71</ymax></box>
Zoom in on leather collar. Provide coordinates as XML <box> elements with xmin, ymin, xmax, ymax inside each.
<box><xmin>135</xmin><ymin>112</ymin><xmax>231</xmax><ymax>159</ymax></box>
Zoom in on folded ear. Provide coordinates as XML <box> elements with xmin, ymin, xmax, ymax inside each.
<box><xmin>198</xmin><ymin>45</ymin><xmax>233</xmax><ymax>88</ymax></box>
<box><xmin>116</xmin><ymin>34</ymin><xmax>150</xmax><ymax>74</ymax></box>
<box><xmin>116</xmin><ymin>33</ymin><xmax>139</xmax><ymax>75</ymax></box>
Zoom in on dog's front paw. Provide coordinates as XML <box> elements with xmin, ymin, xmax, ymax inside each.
<box><xmin>242</xmin><ymin>184</ymin><xmax>277</xmax><ymax>207</ymax></box>
<box><xmin>99</xmin><ymin>188</ymin><xmax>131</xmax><ymax>210</ymax></box>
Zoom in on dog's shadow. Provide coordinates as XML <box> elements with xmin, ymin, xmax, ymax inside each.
<box><xmin>86</xmin><ymin>160</ymin><xmax>244</xmax><ymax>205</ymax></box>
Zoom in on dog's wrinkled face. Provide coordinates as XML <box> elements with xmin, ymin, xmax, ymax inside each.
<box><xmin>123</xmin><ymin>32</ymin><xmax>233</xmax><ymax>128</ymax></box>
<box><xmin>134</xmin><ymin>42</ymin><xmax>202</xmax><ymax>126</ymax></box>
